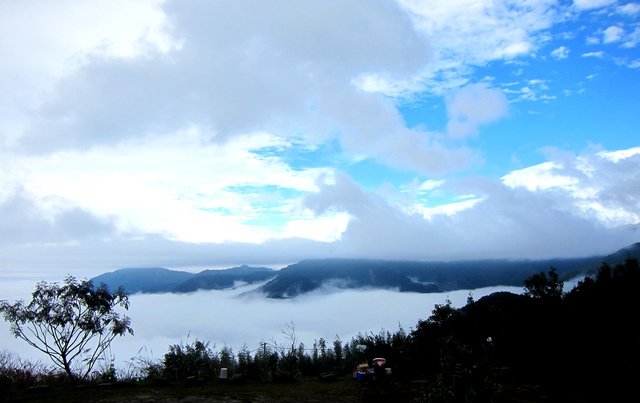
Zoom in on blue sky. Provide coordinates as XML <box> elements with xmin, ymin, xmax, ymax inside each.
<box><xmin>0</xmin><ymin>0</ymin><xmax>639</xmax><ymax>275</ymax></box>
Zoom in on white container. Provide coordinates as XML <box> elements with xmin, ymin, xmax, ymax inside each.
<box><xmin>219</xmin><ymin>367</ymin><xmax>228</xmax><ymax>379</ymax></box>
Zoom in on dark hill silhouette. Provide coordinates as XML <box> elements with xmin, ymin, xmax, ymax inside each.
<box><xmin>92</xmin><ymin>265</ymin><xmax>274</xmax><ymax>294</ymax></box>
<box><xmin>402</xmin><ymin>257</ymin><xmax>640</xmax><ymax>402</ymax></box>
<box><xmin>258</xmin><ymin>257</ymin><xmax>598</xmax><ymax>298</ymax></box>
<box><xmin>91</xmin><ymin>267</ymin><xmax>194</xmax><ymax>294</ymax></box>
<box><xmin>91</xmin><ymin>242</ymin><xmax>640</xmax><ymax>298</ymax></box>
<box><xmin>172</xmin><ymin>265</ymin><xmax>275</xmax><ymax>292</ymax></box>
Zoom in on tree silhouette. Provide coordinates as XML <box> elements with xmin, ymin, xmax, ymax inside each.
<box><xmin>523</xmin><ymin>267</ymin><xmax>563</xmax><ymax>299</ymax></box>
<box><xmin>0</xmin><ymin>276</ymin><xmax>132</xmax><ymax>379</ymax></box>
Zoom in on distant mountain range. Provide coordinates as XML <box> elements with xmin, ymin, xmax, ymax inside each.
<box><xmin>91</xmin><ymin>265</ymin><xmax>276</xmax><ymax>294</ymax></box>
<box><xmin>91</xmin><ymin>242</ymin><xmax>640</xmax><ymax>298</ymax></box>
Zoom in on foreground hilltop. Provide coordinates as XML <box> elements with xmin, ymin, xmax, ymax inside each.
<box><xmin>91</xmin><ymin>242</ymin><xmax>640</xmax><ymax>297</ymax></box>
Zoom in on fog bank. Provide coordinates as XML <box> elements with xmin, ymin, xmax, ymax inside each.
<box><xmin>0</xmin><ymin>278</ymin><xmax>524</xmax><ymax>370</ymax></box>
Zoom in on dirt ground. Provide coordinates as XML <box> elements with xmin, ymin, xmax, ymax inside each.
<box><xmin>3</xmin><ymin>378</ymin><xmax>421</xmax><ymax>403</ymax></box>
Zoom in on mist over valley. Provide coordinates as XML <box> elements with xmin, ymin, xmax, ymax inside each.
<box><xmin>0</xmin><ymin>274</ymin><xmax>520</xmax><ymax>368</ymax></box>
<box><xmin>1</xmin><ymin>243</ymin><xmax>635</xmax><ymax>368</ymax></box>
<box><xmin>91</xmin><ymin>243</ymin><xmax>639</xmax><ymax>297</ymax></box>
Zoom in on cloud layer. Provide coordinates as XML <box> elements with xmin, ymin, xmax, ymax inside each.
<box><xmin>0</xmin><ymin>278</ymin><xmax>522</xmax><ymax>367</ymax></box>
<box><xmin>0</xmin><ymin>0</ymin><xmax>638</xmax><ymax>275</ymax></box>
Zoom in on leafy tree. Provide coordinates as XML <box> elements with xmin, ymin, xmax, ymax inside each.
<box><xmin>219</xmin><ymin>346</ymin><xmax>236</xmax><ymax>374</ymax></box>
<box><xmin>163</xmin><ymin>339</ymin><xmax>216</xmax><ymax>380</ymax></box>
<box><xmin>333</xmin><ymin>336</ymin><xmax>343</xmax><ymax>364</ymax></box>
<box><xmin>236</xmin><ymin>344</ymin><xmax>254</xmax><ymax>378</ymax></box>
<box><xmin>523</xmin><ymin>267</ymin><xmax>563</xmax><ymax>299</ymax></box>
<box><xmin>0</xmin><ymin>276</ymin><xmax>132</xmax><ymax>379</ymax></box>
<box><xmin>254</xmin><ymin>342</ymin><xmax>277</xmax><ymax>380</ymax></box>
<box><xmin>428</xmin><ymin>298</ymin><xmax>457</xmax><ymax>325</ymax></box>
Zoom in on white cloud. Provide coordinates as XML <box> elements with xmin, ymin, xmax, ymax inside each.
<box><xmin>597</xmin><ymin>146</ymin><xmax>640</xmax><ymax>162</ymax></box>
<box><xmin>4</xmin><ymin>0</ymin><xmax>483</xmax><ymax>177</ymax></box>
<box><xmin>400</xmin><ymin>0</ymin><xmax>556</xmax><ymax>62</ymax></box>
<box><xmin>414</xmin><ymin>197</ymin><xmax>484</xmax><ymax>220</ymax></box>
<box><xmin>526</xmin><ymin>90</ymin><xmax>557</xmax><ymax>101</ymax></box>
<box><xmin>419</xmin><ymin>179</ymin><xmax>447</xmax><ymax>192</ymax></box>
<box><xmin>446</xmin><ymin>83</ymin><xmax>509</xmax><ymax>138</ymax></box>
<box><xmin>616</xmin><ymin>3</ymin><xmax>640</xmax><ymax>16</ymax></box>
<box><xmin>586</xmin><ymin>36</ymin><xmax>601</xmax><ymax>45</ymax></box>
<box><xmin>512</xmin><ymin>79</ymin><xmax>556</xmax><ymax>102</ymax></box>
<box><xmin>281</xmin><ymin>212</ymin><xmax>351</xmax><ymax>243</ymax></box>
<box><xmin>573</xmin><ymin>0</ymin><xmax>617</xmax><ymax>10</ymax></box>
<box><xmin>502</xmin><ymin>149</ymin><xmax>640</xmax><ymax>228</ymax></box>
<box><xmin>28</xmin><ymin>0</ymin><xmax>426</xmax><ymax>148</ymax></box>
<box><xmin>502</xmin><ymin>162</ymin><xmax>579</xmax><ymax>191</ymax></box>
<box><xmin>359</xmin><ymin>0</ymin><xmax>561</xmax><ymax>98</ymax></box>
<box><xmin>299</xmin><ymin>147</ymin><xmax>640</xmax><ymax>261</ymax></box>
<box><xmin>551</xmin><ymin>46</ymin><xmax>570</xmax><ymax>59</ymax></box>
<box><xmin>0</xmin><ymin>0</ymin><xmax>174</xmax><ymax>148</ymax></box>
<box><xmin>603</xmin><ymin>25</ymin><xmax>625</xmax><ymax>43</ymax></box>
<box><xmin>2</xmin><ymin>147</ymin><xmax>638</xmax><ymax>272</ymax></box>
<box><xmin>625</xmin><ymin>59</ymin><xmax>640</xmax><ymax>68</ymax></box>
<box><xmin>4</xmin><ymin>129</ymin><xmax>337</xmax><ymax>245</ymax></box>
<box><xmin>394</xmin><ymin>0</ymin><xmax>557</xmax><ymax>94</ymax></box>
<box><xmin>0</xmin><ymin>189</ymin><xmax>116</xmax><ymax>245</ymax></box>
<box><xmin>528</xmin><ymin>79</ymin><xmax>549</xmax><ymax>88</ymax></box>
<box><xmin>316</xmin><ymin>88</ymin><xmax>478</xmax><ymax>175</ymax></box>
<box><xmin>582</xmin><ymin>51</ymin><xmax>606</xmax><ymax>57</ymax></box>
<box><xmin>0</xmin><ymin>0</ymin><xmax>638</xmax><ymax>276</ymax></box>
<box><xmin>0</xmin><ymin>276</ymin><xmax>520</xmax><ymax>367</ymax></box>
<box><xmin>623</xmin><ymin>26</ymin><xmax>640</xmax><ymax>47</ymax></box>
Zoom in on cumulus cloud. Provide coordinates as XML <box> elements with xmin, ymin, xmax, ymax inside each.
<box><xmin>1</xmin><ymin>147</ymin><xmax>638</xmax><ymax>273</ymax></box>
<box><xmin>299</xmin><ymin>147</ymin><xmax>640</xmax><ymax>261</ymax></box>
<box><xmin>0</xmin><ymin>1</ymin><xmax>637</xmax><ymax>277</ymax></box>
<box><xmin>616</xmin><ymin>3</ymin><xmax>640</xmax><ymax>16</ymax></box>
<box><xmin>603</xmin><ymin>26</ymin><xmax>625</xmax><ymax>43</ymax></box>
<box><xmin>628</xmin><ymin>59</ymin><xmax>640</xmax><ymax>68</ymax></box>
<box><xmin>445</xmin><ymin>83</ymin><xmax>509</xmax><ymax>139</ymax></box>
<box><xmin>352</xmin><ymin>0</ymin><xmax>562</xmax><ymax>97</ymax></box>
<box><xmin>0</xmin><ymin>0</ymin><xmax>173</xmax><ymax>148</ymax></box>
<box><xmin>503</xmin><ymin>148</ymin><xmax>640</xmax><ymax>228</ymax></box>
<box><xmin>582</xmin><ymin>51</ymin><xmax>605</xmax><ymax>58</ymax></box>
<box><xmin>4</xmin><ymin>130</ymin><xmax>340</xmax><ymax>245</ymax></box>
<box><xmin>573</xmin><ymin>0</ymin><xmax>617</xmax><ymax>10</ymax></box>
<box><xmin>6</xmin><ymin>1</ymin><xmax>489</xmax><ymax>178</ymax></box>
<box><xmin>11</xmin><ymin>1</ymin><xmax>425</xmax><ymax>148</ymax></box>
<box><xmin>507</xmin><ymin>79</ymin><xmax>557</xmax><ymax>102</ymax></box>
<box><xmin>551</xmin><ymin>46</ymin><xmax>570</xmax><ymax>59</ymax></box>
<box><xmin>399</xmin><ymin>0</ymin><xmax>556</xmax><ymax>64</ymax></box>
<box><xmin>623</xmin><ymin>26</ymin><xmax>640</xmax><ymax>48</ymax></box>
<box><xmin>0</xmin><ymin>189</ymin><xmax>116</xmax><ymax>245</ymax></box>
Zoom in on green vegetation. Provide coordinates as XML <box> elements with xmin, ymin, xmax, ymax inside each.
<box><xmin>0</xmin><ymin>277</ymin><xmax>132</xmax><ymax>380</ymax></box>
<box><xmin>1</xmin><ymin>259</ymin><xmax>639</xmax><ymax>402</ymax></box>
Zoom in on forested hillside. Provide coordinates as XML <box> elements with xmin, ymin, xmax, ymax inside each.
<box><xmin>90</xmin><ymin>242</ymin><xmax>640</xmax><ymax>297</ymax></box>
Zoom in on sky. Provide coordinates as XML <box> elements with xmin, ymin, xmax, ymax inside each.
<box><xmin>1</xmin><ymin>0</ymin><xmax>640</xmax><ymax>277</ymax></box>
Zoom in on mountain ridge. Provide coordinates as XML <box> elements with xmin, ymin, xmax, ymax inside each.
<box><xmin>90</xmin><ymin>242</ymin><xmax>640</xmax><ymax>298</ymax></box>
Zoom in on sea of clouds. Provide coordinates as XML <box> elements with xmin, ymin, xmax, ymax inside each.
<box><xmin>0</xmin><ymin>275</ymin><xmax>530</xmax><ymax>371</ymax></box>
